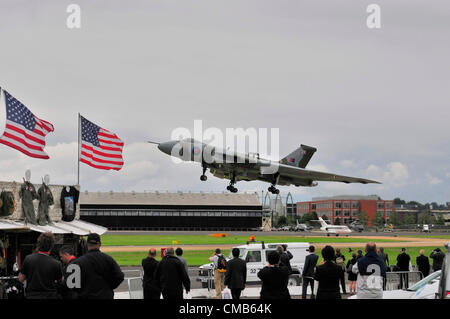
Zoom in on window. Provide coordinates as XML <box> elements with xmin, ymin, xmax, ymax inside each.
<box><xmin>386</xmin><ymin>202</ymin><xmax>393</xmax><ymax>209</ymax></box>
<box><xmin>245</xmin><ymin>250</ymin><xmax>261</xmax><ymax>263</ymax></box>
<box><xmin>311</xmin><ymin>204</ymin><xmax>316</xmax><ymax>210</ymax></box>
<box><xmin>352</xmin><ymin>202</ymin><xmax>359</xmax><ymax>209</ymax></box>
<box><xmin>335</xmin><ymin>202</ymin><xmax>342</xmax><ymax>208</ymax></box>
<box><xmin>377</xmin><ymin>202</ymin><xmax>385</xmax><ymax>209</ymax></box>
<box><xmin>343</xmin><ymin>202</ymin><xmax>350</xmax><ymax>209</ymax></box>
<box><xmin>344</xmin><ymin>210</ymin><xmax>350</xmax><ymax>216</ymax></box>
<box><xmin>335</xmin><ymin>211</ymin><xmax>341</xmax><ymax>216</ymax></box>
<box><xmin>352</xmin><ymin>210</ymin><xmax>358</xmax><ymax>216</ymax></box>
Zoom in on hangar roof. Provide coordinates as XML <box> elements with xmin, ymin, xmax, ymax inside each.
<box><xmin>80</xmin><ymin>191</ymin><xmax>262</xmax><ymax>207</ymax></box>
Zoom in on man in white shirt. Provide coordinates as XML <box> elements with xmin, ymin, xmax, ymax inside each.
<box><xmin>209</xmin><ymin>248</ymin><xmax>226</xmax><ymax>298</ymax></box>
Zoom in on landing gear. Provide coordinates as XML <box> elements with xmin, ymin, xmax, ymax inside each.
<box><xmin>200</xmin><ymin>165</ymin><xmax>207</xmax><ymax>181</ymax></box>
<box><xmin>268</xmin><ymin>185</ymin><xmax>280</xmax><ymax>194</ymax></box>
<box><xmin>227</xmin><ymin>174</ymin><xmax>238</xmax><ymax>193</ymax></box>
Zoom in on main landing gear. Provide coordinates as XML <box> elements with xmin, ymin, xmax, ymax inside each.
<box><xmin>200</xmin><ymin>165</ymin><xmax>207</xmax><ymax>181</ymax></box>
<box><xmin>268</xmin><ymin>185</ymin><xmax>280</xmax><ymax>195</ymax></box>
<box><xmin>226</xmin><ymin>175</ymin><xmax>238</xmax><ymax>193</ymax></box>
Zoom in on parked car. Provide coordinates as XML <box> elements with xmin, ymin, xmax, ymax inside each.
<box><xmin>197</xmin><ymin>242</ymin><xmax>309</xmax><ymax>288</ymax></box>
<box><xmin>348</xmin><ymin>271</ymin><xmax>441</xmax><ymax>299</ymax></box>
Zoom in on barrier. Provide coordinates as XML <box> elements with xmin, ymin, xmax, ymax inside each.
<box><xmin>385</xmin><ymin>271</ymin><xmax>423</xmax><ymax>290</ymax></box>
<box><xmin>127</xmin><ymin>277</ymin><xmax>144</xmax><ymax>299</ymax></box>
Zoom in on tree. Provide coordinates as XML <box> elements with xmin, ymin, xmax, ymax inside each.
<box><xmin>404</xmin><ymin>214</ymin><xmax>416</xmax><ymax>225</ymax></box>
<box><xmin>358</xmin><ymin>210</ymin><xmax>369</xmax><ymax>226</ymax></box>
<box><xmin>322</xmin><ymin>214</ymin><xmax>329</xmax><ymax>220</ymax></box>
<box><xmin>375</xmin><ymin>211</ymin><xmax>385</xmax><ymax>228</ymax></box>
<box><xmin>276</xmin><ymin>215</ymin><xmax>287</xmax><ymax>227</ymax></box>
<box><xmin>418</xmin><ymin>210</ymin><xmax>431</xmax><ymax>224</ymax></box>
<box><xmin>311</xmin><ymin>212</ymin><xmax>319</xmax><ymax>221</ymax></box>
<box><xmin>436</xmin><ymin>214</ymin><xmax>446</xmax><ymax>225</ymax></box>
<box><xmin>394</xmin><ymin>197</ymin><xmax>406</xmax><ymax>205</ymax></box>
<box><xmin>334</xmin><ymin>218</ymin><xmax>341</xmax><ymax>225</ymax></box>
<box><xmin>389</xmin><ymin>211</ymin><xmax>401</xmax><ymax>226</ymax></box>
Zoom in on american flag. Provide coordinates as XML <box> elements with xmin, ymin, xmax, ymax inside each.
<box><xmin>80</xmin><ymin>115</ymin><xmax>124</xmax><ymax>170</ymax></box>
<box><xmin>0</xmin><ymin>89</ymin><xmax>54</xmax><ymax>159</ymax></box>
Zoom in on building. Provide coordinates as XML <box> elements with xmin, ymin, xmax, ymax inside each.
<box><xmin>296</xmin><ymin>195</ymin><xmax>394</xmax><ymax>226</ymax></box>
<box><xmin>80</xmin><ymin>191</ymin><xmax>263</xmax><ymax>231</ymax></box>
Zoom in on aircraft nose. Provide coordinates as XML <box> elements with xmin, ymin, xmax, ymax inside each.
<box><xmin>157</xmin><ymin>140</ymin><xmax>177</xmax><ymax>155</ymax></box>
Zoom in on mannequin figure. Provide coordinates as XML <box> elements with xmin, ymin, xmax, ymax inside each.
<box><xmin>60</xmin><ymin>185</ymin><xmax>80</xmax><ymax>222</ymax></box>
<box><xmin>37</xmin><ymin>174</ymin><xmax>54</xmax><ymax>226</ymax></box>
<box><xmin>19</xmin><ymin>169</ymin><xmax>37</xmax><ymax>225</ymax></box>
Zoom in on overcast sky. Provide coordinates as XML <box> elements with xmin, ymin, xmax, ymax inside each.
<box><xmin>0</xmin><ymin>0</ymin><xmax>449</xmax><ymax>204</ymax></box>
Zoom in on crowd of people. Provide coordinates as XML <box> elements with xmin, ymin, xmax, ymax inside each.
<box><xmin>16</xmin><ymin>232</ymin><xmax>446</xmax><ymax>300</ymax></box>
<box><xmin>18</xmin><ymin>232</ymin><xmax>124</xmax><ymax>299</ymax></box>
<box><xmin>193</xmin><ymin>243</ymin><xmax>446</xmax><ymax>300</ymax></box>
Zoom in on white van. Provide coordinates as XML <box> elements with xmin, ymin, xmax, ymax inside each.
<box><xmin>197</xmin><ymin>242</ymin><xmax>309</xmax><ymax>288</ymax></box>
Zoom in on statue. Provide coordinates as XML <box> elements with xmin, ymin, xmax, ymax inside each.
<box><xmin>37</xmin><ymin>174</ymin><xmax>54</xmax><ymax>226</ymax></box>
<box><xmin>19</xmin><ymin>169</ymin><xmax>37</xmax><ymax>225</ymax></box>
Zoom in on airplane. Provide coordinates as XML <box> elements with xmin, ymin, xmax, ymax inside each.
<box><xmin>294</xmin><ymin>220</ymin><xmax>310</xmax><ymax>232</ymax></box>
<box><xmin>150</xmin><ymin>138</ymin><xmax>380</xmax><ymax>194</ymax></box>
<box><xmin>313</xmin><ymin>217</ymin><xmax>352</xmax><ymax>236</ymax></box>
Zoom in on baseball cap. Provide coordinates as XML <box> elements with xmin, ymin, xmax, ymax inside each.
<box><xmin>87</xmin><ymin>233</ymin><xmax>101</xmax><ymax>245</ymax></box>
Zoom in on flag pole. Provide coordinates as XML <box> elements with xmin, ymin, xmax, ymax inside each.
<box><xmin>77</xmin><ymin>113</ymin><xmax>81</xmax><ymax>185</ymax></box>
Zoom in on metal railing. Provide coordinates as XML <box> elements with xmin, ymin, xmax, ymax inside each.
<box><xmin>385</xmin><ymin>271</ymin><xmax>423</xmax><ymax>290</ymax></box>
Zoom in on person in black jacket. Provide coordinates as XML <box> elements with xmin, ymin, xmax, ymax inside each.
<box><xmin>396</xmin><ymin>248</ymin><xmax>410</xmax><ymax>289</ymax></box>
<box><xmin>224</xmin><ymin>248</ymin><xmax>247</xmax><ymax>299</ymax></box>
<box><xmin>416</xmin><ymin>250</ymin><xmax>430</xmax><ymax>277</ymax></box>
<box><xmin>58</xmin><ymin>245</ymin><xmax>78</xmax><ymax>299</ymax></box>
<box><xmin>314</xmin><ymin>245</ymin><xmax>343</xmax><ymax>299</ymax></box>
<box><xmin>154</xmin><ymin>247</ymin><xmax>190</xmax><ymax>301</ymax></box>
<box><xmin>74</xmin><ymin>233</ymin><xmax>124</xmax><ymax>299</ymax></box>
<box><xmin>257</xmin><ymin>251</ymin><xmax>290</xmax><ymax>299</ymax></box>
<box><xmin>142</xmin><ymin>248</ymin><xmax>161</xmax><ymax>299</ymax></box>
<box><xmin>346</xmin><ymin>253</ymin><xmax>358</xmax><ymax>295</ymax></box>
<box><xmin>277</xmin><ymin>245</ymin><xmax>292</xmax><ymax>274</ymax></box>
<box><xmin>18</xmin><ymin>232</ymin><xmax>63</xmax><ymax>299</ymax></box>
<box><xmin>302</xmin><ymin>245</ymin><xmax>318</xmax><ymax>299</ymax></box>
<box><xmin>430</xmin><ymin>248</ymin><xmax>445</xmax><ymax>272</ymax></box>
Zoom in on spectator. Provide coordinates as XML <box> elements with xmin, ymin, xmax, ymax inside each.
<box><xmin>276</xmin><ymin>245</ymin><xmax>292</xmax><ymax>274</ymax></box>
<box><xmin>154</xmin><ymin>247</ymin><xmax>190</xmax><ymax>300</ymax></box>
<box><xmin>74</xmin><ymin>233</ymin><xmax>124</xmax><ymax>299</ymax></box>
<box><xmin>58</xmin><ymin>245</ymin><xmax>78</xmax><ymax>299</ymax></box>
<box><xmin>224</xmin><ymin>248</ymin><xmax>247</xmax><ymax>299</ymax></box>
<box><xmin>378</xmin><ymin>247</ymin><xmax>389</xmax><ymax>268</ymax></box>
<box><xmin>346</xmin><ymin>253</ymin><xmax>358</xmax><ymax>295</ymax></box>
<box><xmin>314</xmin><ymin>245</ymin><xmax>343</xmax><ymax>299</ymax></box>
<box><xmin>356</xmin><ymin>250</ymin><xmax>363</xmax><ymax>260</ymax></box>
<box><xmin>257</xmin><ymin>251</ymin><xmax>290</xmax><ymax>299</ymax></box>
<box><xmin>334</xmin><ymin>248</ymin><xmax>347</xmax><ymax>294</ymax></box>
<box><xmin>302</xmin><ymin>245</ymin><xmax>318</xmax><ymax>299</ymax></box>
<box><xmin>416</xmin><ymin>250</ymin><xmax>430</xmax><ymax>278</ymax></box>
<box><xmin>352</xmin><ymin>242</ymin><xmax>386</xmax><ymax>299</ymax></box>
<box><xmin>282</xmin><ymin>244</ymin><xmax>294</xmax><ymax>261</ymax></box>
<box><xmin>176</xmin><ymin>248</ymin><xmax>189</xmax><ymax>275</ymax></box>
<box><xmin>18</xmin><ymin>232</ymin><xmax>63</xmax><ymax>299</ymax></box>
<box><xmin>430</xmin><ymin>248</ymin><xmax>445</xmax><ymax>272</ymax></box>
<box><xmin>142</xmin><ymin>248</ymin><xmax>161</xmax><ymax>299</ymax></box>
<box><xmin>208</xmin><ymin>248</ymin><xmax>227</xmax><ymax>298</ymax></box>
<box><xmin>76</xmin><ymin>236</ymin><xmax>88</xmax><ymax>258</ymax></box>
<box><xmin>396</xmin><ymin>248</ymin><xmax>411</xmax><ymax>289</ymax></box>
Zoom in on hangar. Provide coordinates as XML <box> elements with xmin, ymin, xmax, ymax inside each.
<box><xmin>79</xmin><ymin>191</ymin><xmax>263</xmax><ymax>231</ymax></box>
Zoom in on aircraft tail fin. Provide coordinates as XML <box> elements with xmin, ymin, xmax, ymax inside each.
<box><xmin>280</xmin><ymin>144</ymin><xmax>317</xmax><ymax>168</ymax></box>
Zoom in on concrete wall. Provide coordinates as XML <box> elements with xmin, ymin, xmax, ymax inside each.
<box><xmin>0</xmin><ymin>180</ymin><xmax>80</xmax><ymax>222</ymax></box>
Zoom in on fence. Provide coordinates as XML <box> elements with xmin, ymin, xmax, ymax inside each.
<box><xmin>385</xmin><ymin>271</ymin><xmax>423</xmax><ymax>290</ymax></box>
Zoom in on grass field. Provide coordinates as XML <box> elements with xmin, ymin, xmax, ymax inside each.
<box><xmin>106</xmin><ymin>246</ymin><xmax>444</xmax><ymax>267</ymax></box>
<box><xmin>100</xmin><ymin>234</ymin><xmax>403</xmax><ymax>246</ymax></box>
